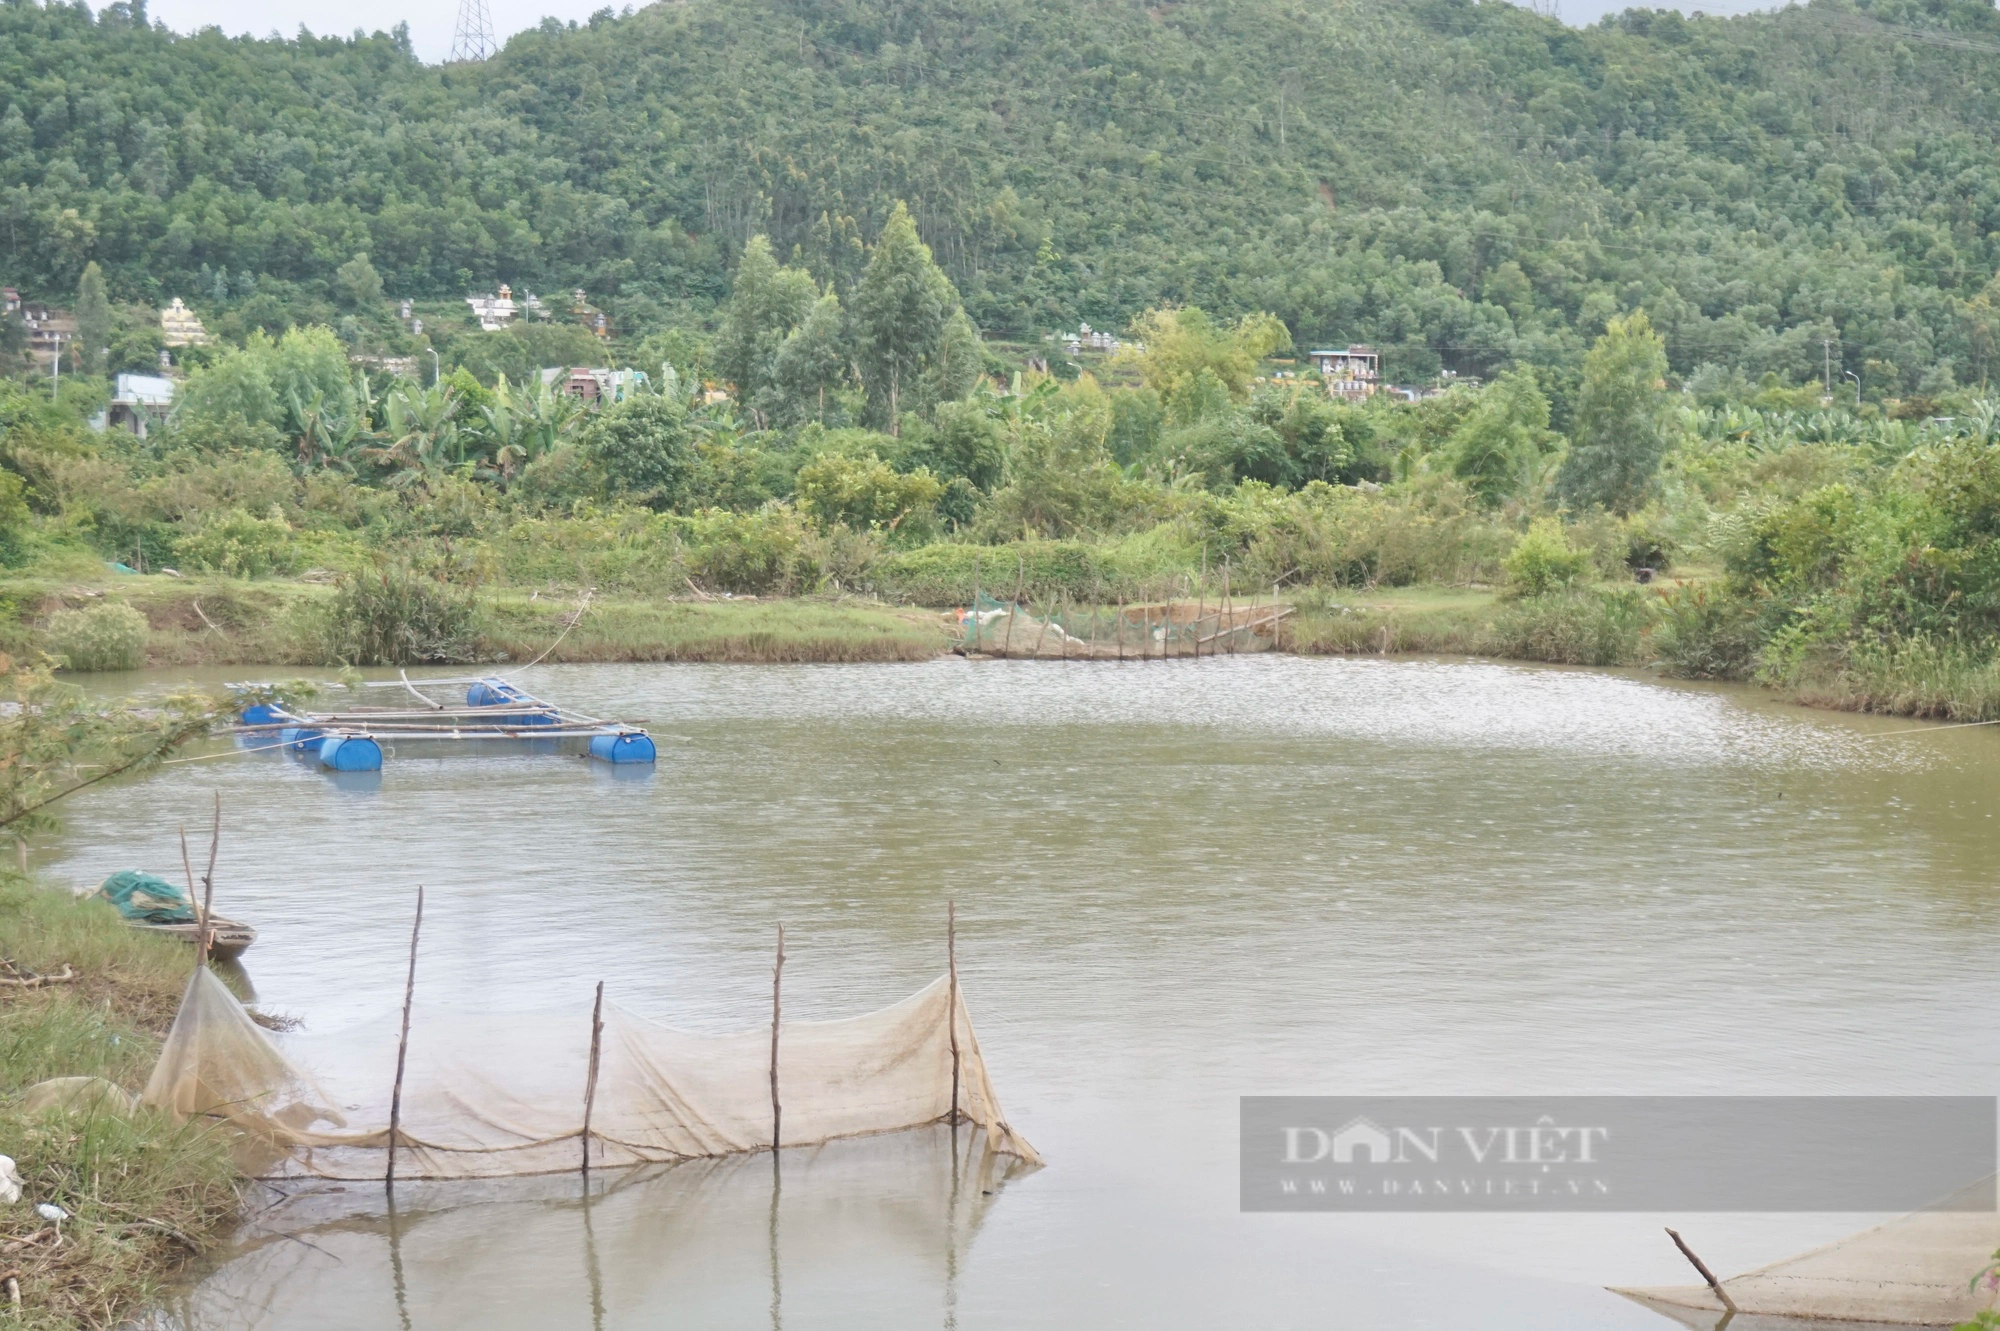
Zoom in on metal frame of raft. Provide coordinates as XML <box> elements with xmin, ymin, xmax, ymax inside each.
<box><xmin>230</xmin><ymin>676</ymin><xmax>657</xmax><ymax>772</ymax></box>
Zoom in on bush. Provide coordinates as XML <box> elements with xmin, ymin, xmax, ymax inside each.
<box><xmin>45</xmin><ymin>602</ymin><xmax>148</xmax><ymax>672</ymax></box>
<box><xmin>1490</xmin><ymin>589</ymin><xmax>1649</xmax><ymax>666</ymax></box>
<box><xmin>171</xmin><ymin>507</ymin><xmax>300</xmax><ymax>578</ymax></box>
<box><xmin>298</xmin><ymin>564</ymin><xmax>482</xmax><ymax>665</ymax></box>
<box><xmin>676</xmin><ymin>507</ymin><xmax>812</xmax><ymax>595</ymax></box>
<box><xmin>794</xmin><ymin>452</ymin><xmax>943</xmax><ymax>540</ymax></box>
<box><xmin>1502</xmin><ymin>518</ymin><xmax>1593</xmax><ymax>597</ymax></box>
<box><xmin>1650</xmin><ymin>582</ymin><xmax>1764</xmax><ymax>679</ymax></box>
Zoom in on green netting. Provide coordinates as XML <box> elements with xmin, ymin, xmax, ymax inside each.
<box><xmin>96</xmin><ymin>870</ymin><xmax>199</xmax><ymax>924</ymax></box>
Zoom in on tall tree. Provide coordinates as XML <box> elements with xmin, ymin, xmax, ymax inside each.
<box><xmin>766</xmin><ymin>291</ymin><xmax>850</xmax><ymax>427</ymax></box>
<box><xmin>716</xmin><ymin>235</ymin><xmax>816</xmax><ymax>430</ymax></box>
<box><xmin>1449</xmin><ymin>369</ymin><xmax>1553</xmax><ymax>506</ymax></box>
<box><xmin>74</xmin><ymin>261</ymin><xmax>110</xmax><ymax>376</ymax></box>
<box><xmin>854</xmin><ymin>202</ymin><xmax>960</xmax><ymax>433</ymax></box>
<box><xmin>1556</xmin><ymin>312</ymin><xmax>1672</xmax><ymax>515</ymax></box>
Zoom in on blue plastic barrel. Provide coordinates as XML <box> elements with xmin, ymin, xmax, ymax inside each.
<box><xmin>240</xmin><ymin>703</ymin><xmax>285</xmax><ymax>726</ymax></box>
<box><xmin>318</xmin><ymin>735</ymin><xmax>384</xmax><ymax>772</ymax></box>
<box><xmin>588</xmin><ymin>732</ymin><xmax>657</xmax><ymax>764</ymax></box>
<box><xmin>278</xmin><ymin>726</ymin><xmax>324</xmax><ymax>754</ymax></box>
<box><xmin>466</xmin><ymin>679</ymin><xmax>512</xmax><ymax>707</ymax></box>
<box><xmin>467</xmin><ymin>678</ymin><xmax>558</xmax><ymax>725</ymax></box>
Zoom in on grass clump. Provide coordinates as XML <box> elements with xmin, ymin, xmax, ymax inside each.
<box><xmin>294</xmin><ymin>562</ymin><xmax>483</xmax><ymax>665</ymax></box>
<box><xmin>0</xmin><ymin>873</ymin><xmax>241</xmax><ymax>1329</ymax></box>
<box><xmin>45</xmin><ymin>603</ymin><xmax>149</xmax><ymax>673</ymax></box>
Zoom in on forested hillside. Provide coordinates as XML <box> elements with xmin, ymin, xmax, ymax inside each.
<box><xmin>6</xmin><ymin>0</ymin><xmax>2000</xmax><ymax>389</ymax></box>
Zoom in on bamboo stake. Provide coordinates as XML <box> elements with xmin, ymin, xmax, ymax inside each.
<box><xmin>947</xmin><ymin>901</ymin><xmax>961</xmax><ymax>1127</ymax></box>
<box><xmin>770</xmin><ymin>924</ymin><xmax>785</xmax><ymax>1153</ymax></box>
<box><xmin>387</xmin><ymin>885</ymin><xmax>424</xmax><ymax>1189</ymax></box>
<box><xmin>1223</xmin><ymin>559</ymin><xmax>1234</xmax><ymax>654</ymax></box>
<box><xmin>1194</xmin><ymin>570</ymin><xmax>1205</xmax><ymax>660</ymax></box>
<box><xmin>1115</xmin><ymin>599</ymin><xmax>1126</xmax><ymax>661</ymax></box>
<box><xmin>581</xmin><ymin>980</ymin><xmax>604</xmax><ymax>1175</ymax></box>
<box><xmin>1031</xmin><ymin>593</ymin><xmax>1052</xmax><ymax>659</ymax></box>
<box><xmin>1665</xmin><ymin>1228</ymin><xmax>1738</xmax><ymax>1315</ymax></box>
<box><xmin>969</xmin><ymin>554</ymin><xmax>981</xmax><ymax>654</ymax></box>
<box><xmin>1001</xmin><ymin>554</ymin><xmax>1025</xmax><ymax>658</ymax></box>
<box><xmin>198</xmin><ymin>792</ymin><xmax>220</xmax><ymax>965</ymax></box>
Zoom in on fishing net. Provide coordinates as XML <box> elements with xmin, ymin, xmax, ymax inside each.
<box><xmin>142</xmin><ymin>969</ymin><xmax>1039</xmax><ymax>1180</ymax></box>
<box><xmin>955</xmin><ymin>592</ymin><xmax>1290</xmax><ymax>659</ymax></box>
<box><xmin>1614</xmin><ymin>1176</ymin><xmax>2000</xmax><ymax>1326</ymax></box>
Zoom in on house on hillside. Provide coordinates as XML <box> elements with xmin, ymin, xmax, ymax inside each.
<box><xmin>160</xmin><ymin>297</ymin><xmax>210</xmax><ymax>347</ymax></box>
<box><xmin>541</xmin><ymin>366</ymin><xmax>648</xmax><ymax>404</ymax></box>
<box><xmin>467</xmin><ymin>284</ymin><xmax>520</xmax><ymax>331</ymax></box>
<box><xmin>1308</xmin><ymin>345</ymin><xmax>1380</xmax><ymax>400</ymax></box>
<box><xmin>100</xmin><ymin>373</ymin><xmax>177</xmax><ymax>437</ymax></box>
<box><xmin>2</xmin><ymin>287</ymin><xmax>18</xmax><ymax>316</ymax></box>
<box><xmin>1062</xmin><ymin>322</ymin><xmax>1122</xmax><ymax>356</ymax></box>
<box><xmin>20</xmin><ymin>303</ymin><xmax>75</xmax><ymax>370</ymax></box>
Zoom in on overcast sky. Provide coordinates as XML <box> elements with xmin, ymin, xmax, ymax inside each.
<box><xmin>141</xmin><ymin>0</ymin><xmax>1785</xmax><ymax>66</ymax></box>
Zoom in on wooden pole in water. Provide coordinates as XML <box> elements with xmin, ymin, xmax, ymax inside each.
<box><xmin>947</xmin><ymin>900</ymin><xmax>960</xmax><ymax>1127</ymax></box>
<box><xmin>1223</xmin><ymin>558</ymin><xmax>1234</xmax><ymax>654</ymax></box>
<box><xmin>197</xmin><ymin>792</ymin><xmax>220</xmax><ymax>964</ymax></box>
<box><xmin>1115</xmin><ymin>599</ymin><xmax>1126</xmax><ymax>661</ymax></box>
<box><xmin>969</xmin><ymin>554</ymin><xmax>981</xmax><ymax>654</ymax></box>
<box><xmin>1665</xmin><ymin>1228</ymin><xmax>1738</xmax><ymax>1315</ymax></box>
<box><xmin>581</xmin><ymin>980</ymin><xmax>604</xmax><ymax>1175</ymax></box>
<box><xmin>1001</xmin><ymin>554</ymin><xmax>1025</xmax><ymax>658</ymax></box>
<box><xmin>770</xmin><ymin>923</ymin><xmax>785</xmax><ymax>1153</ymax></box>
<box><xmin>1196</xmin><ymin>549</ymin><xmax>1207</xmax><ymax>659</ymax></box>
<box><xmin>387</xmin><ymin>885</ymin><xmax>424</xmax><ymax>1189</ymax></box>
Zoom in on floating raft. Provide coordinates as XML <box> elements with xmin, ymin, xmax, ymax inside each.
<box><xmin>232</xmin><ymin>676</ymin><xmax>657</xmax><ymax>772</ymax></box>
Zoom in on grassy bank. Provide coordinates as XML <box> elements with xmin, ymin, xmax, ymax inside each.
<box><xmin>0</xmin><ymin>874</ymin><xmax>239</xmax><ymax>1329</ymax></box>
<box><xmin>0</xmin><ymin>574</ymin><xmax>950</xmax><ymax>669</ymax></box>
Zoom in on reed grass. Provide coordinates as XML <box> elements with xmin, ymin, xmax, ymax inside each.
<box><xmin>0</xmin><ymin>874</ymin><xmax>241</xmax><ymax>1330</ymax></box>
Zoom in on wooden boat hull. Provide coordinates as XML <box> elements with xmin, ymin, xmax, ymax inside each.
<box><xmin>130</xmin><ymin>918</ymin><xmax>257</xmax><ymax>961</ymax></box>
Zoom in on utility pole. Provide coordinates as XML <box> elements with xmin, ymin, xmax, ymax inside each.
<box><xmin>1822</xmin><ymin>337</ymin><xmax>1836</xmax><ymax>395</ymax></box>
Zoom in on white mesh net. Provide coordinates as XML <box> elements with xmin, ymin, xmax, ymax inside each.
<box><xmin>142</xmin><ymin>968</ymin><xmax>1039</xmax><ymax>1178</ymax></box>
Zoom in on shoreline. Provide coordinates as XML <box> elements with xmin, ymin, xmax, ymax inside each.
<box><xmin>13</xmin><ymin>575</ymin><xmax>1995</xmax><ymax>724</ymax></box>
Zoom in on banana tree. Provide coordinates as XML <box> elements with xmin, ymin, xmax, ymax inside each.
<box><xmin>364</xmin><ymin>382</ymin><xmax>462</xmax><ymax>489</ymax></box>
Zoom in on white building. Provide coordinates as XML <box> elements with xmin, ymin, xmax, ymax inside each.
<box><xmin>1308</xmin><ymin>345</ymin><xmax>1381</xmax><ymax>400</ymax></box>
<box><xmin>466</xmin><ymin>283</ymin><xmax>520</xmax><ymax>332</ymax></box>
<box><xmin>160</xmin><ymin>297</ymin><xmax>209</xmax><ymax>347</ymax></box>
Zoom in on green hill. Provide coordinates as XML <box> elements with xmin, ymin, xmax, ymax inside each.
<box><xmin>4</xmin><ymin>0</ymin><xmax>2000</xmax><ymax>387</ymax></box>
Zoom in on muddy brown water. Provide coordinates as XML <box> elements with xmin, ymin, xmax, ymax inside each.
<box><xmin>46</xmin><ymin>656</ymin><xmax>2000</xmax><ymax>1329</ymax></box>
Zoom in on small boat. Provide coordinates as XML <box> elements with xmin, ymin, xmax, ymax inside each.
<box><xmin>94</xmin><ymin>870</ymin><xmax>257</xmax><ymax>960</ymax></box>
<box><xmin>127</xmin><ymin>915</ymin><xmax>258</xmax><ymax>961</ymax></box>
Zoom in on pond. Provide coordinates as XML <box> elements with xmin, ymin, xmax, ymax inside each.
<box><xmin>46</xmin><ymin>656</ymin><xmax>2000</xmax><ymax>1329</ymax></box>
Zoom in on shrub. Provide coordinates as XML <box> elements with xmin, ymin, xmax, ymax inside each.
<box><xmin>676</xmin><ymin>507</ymin><xmax>811</xmax><ymax>595</ymax></box>
<box><xmin>794</xmin><ymin>452</ymin><xmax>943</xmax><ymax>540</ymax></box>
<box><xmin>1502</xmin><ymin>518</ymin><xmax>1593</xmax><ymax>597</ymax></box>
<box><xmin>298</xmin><ymin>563</ymin><xmax>482</xmax><ymax>665</ymax></box>
<box><xmin>45</xmin><ymin>602</ymin><xmax>148</xmax><ymax>672</ymax></box>
<box><xmin>1649</xmin><ymin>582</ymin><xmax>1764</xmax><ymax>679</ymax></box>
<box><xmin>1490</xmin><ymin>589</ymin><xmax>1650</xmax><ymax>666</ymax></box>
<box><xmin>172</xmin><ymin>507</ymin><xmax>300</xmax><ymax>577</ymax></box>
